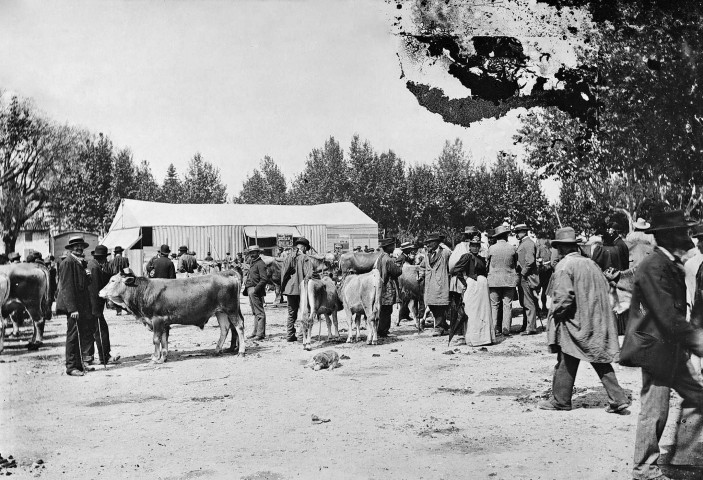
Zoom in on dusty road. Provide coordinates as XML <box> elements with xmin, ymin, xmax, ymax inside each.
<box><xmin>0</xmin><ymin>293</ymin><xmax>691</xmax><ymax>479</ymax></box>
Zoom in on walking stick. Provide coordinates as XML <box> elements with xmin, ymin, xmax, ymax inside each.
<box><xmin>74</xmin><ymin>314</ymin><xmax>86</xmax><ymax>373</ymax></box>
<box><xmin>96</xmin><ymin>314</ymin><xmax>107</xmax><ymax>369</ymax></box>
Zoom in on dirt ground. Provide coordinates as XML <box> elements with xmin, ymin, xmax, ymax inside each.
<box><xmin>0</xmin><ymin>292</ymin><xmax>694</xmax><ymax>480</ymax></box>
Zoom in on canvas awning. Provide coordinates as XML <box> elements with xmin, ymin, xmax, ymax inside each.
<box><xmin>101</xmin><ymin>227</ymin><xmax>141</xmax><ymax>251</ymax></box>
<box><xmin>243</xmin><ymin>225</ymin><xmax>301</xmax><ymax>238</ymax></box>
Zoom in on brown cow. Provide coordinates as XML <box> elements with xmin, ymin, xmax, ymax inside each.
<box><xmin>299</xmin><ymin>276</ymin><xmax>343</xmax><ymax>350</ymax></box>
<box><xmin>339</xmin><ymin>251</ymin><xmax>381</xmax><ymax>275</ymax></box>
<box><xmin>99</xmin><ymin>272</ymin><xmax>245</xmax><ymax>362</ymax></box>
<box><xmin>0</xmin><ymin>263</ymin><xmax>51</xmax><ymax>352</ymax></box>
<box><xmin>340</xmin><ymin>270</ymin><xmax>381</xmax><ymax>344</ymax></box>
<box><xmin>397</xmin><ymin>264</ymin><xmax>425</xmax><ymax>332</ymax></box>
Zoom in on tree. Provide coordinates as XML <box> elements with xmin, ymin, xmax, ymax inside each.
<box><xmin>182</xmin><ymin>153</ymin><xmax>228</xmax><ymax>203</ymax></box>
<box><xmin>111</xmin><ymin>148</ymin><xmax>138</xmax><ymax>208</ymax></box>
<box><xmin>236</xmin><ymin>156</ymin><xmax>288</xmax><ymax>204</ymax></box>
<box><xmin>133</xmin><ymin>160</ymin><xmax>161</xmax><ymax>202</ymax></box>
<box><xmin>404</xmin><ymin>163</ymin><xmax>441</xmax><ymax>236</ymax></box>
<box><xmin>161</xmin><ymin>163</ymin><xmax>183</xmax><ymax>204</ymax></box>
<box><xmin>0</xmin><ymin>95</ymin><xmax>74</xmax><ymax>252</ymax></box>
<box><xmin>433</xmin><ymin>139</ymin><xmax>473</xmax><ymax>244</ymax></box>
<box><xmin>289</xmin><ymin>137</ymin><xmax>350</xmax><ymax>204</ymax></box>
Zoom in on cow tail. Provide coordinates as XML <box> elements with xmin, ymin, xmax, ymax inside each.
<box><xmin>300</xmin><ymin>279</ymin><xmax>311</xmax><ymax>331</ymax></box>
<box><xmin>372</xmin><ymin>270</ymin><xmax>381</xmax><ymax>322</ymax></box>
<box><xmin>41</xmin><ymin>267</ymin><xmax>51</xmax><ymax>320</ymax></box>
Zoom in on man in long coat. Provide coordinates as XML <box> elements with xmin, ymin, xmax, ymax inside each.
<box><xmin>85</xmin><ymin>245</ymin><xmax>119</xmax><ymax>365</ymax></box>
<box><xmin>376</xmin><ymin>237</ymin><xmax>403</xmax><ymax>338</ymax></box>
<box><xmin>280</xmin><ymin>237</ymin><xmax>314</xmax><ymax>342</ymax></box>
<box><xmin>623</xmin><ymin>211</ymin><xmax>703</xmax><ymax>479</ymax></box>
<box><xmin>486</xmin><ymin>225</ymin><xmax>519</xmax><ymax>336</ymax></box>
<box><xmin>147</xmin><ymin>245</ymin><xmax>176</xmax><ymax>279</ymax></box>
<box><xmin>514</xmin><ymin>224</ymin><xmax>539</xmax><ymax>335</ymax></box>
<box><xmin>539</xmin><ymin>227</ymin><xmax>629</xmax><ymax>412</ymax></box>
<box><xmin>420</xmin><ymin>232</ymin><xmax>451</xmax><ymax>337</ymax></box>
<box><xmin>56</xmin><ymin>236</ymin><xmax>92</xmax><ymax>377</ymax></box>
<box><xmin>244</xmin><ymin>245</ymin><xmax>269</xmax><ymax>340</ymax></box>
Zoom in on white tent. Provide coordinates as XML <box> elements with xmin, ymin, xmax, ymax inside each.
<box><xmin>103</xmin><ymin>199</ymin><xmax>378</xmax><ymax>274</ymax></box>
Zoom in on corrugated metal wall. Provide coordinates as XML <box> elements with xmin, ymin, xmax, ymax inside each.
<box><xmin>296</xmin><ymin>225</ymin><xmax>327</xmax><ymax>254</ymax></box>
<box><xmin>327</xmin><ymin>225</ymin><xmax>378</xmax><ymax>252</ymax></box>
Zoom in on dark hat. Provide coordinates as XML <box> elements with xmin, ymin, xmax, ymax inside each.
<box><xmin>248</xmin><ymin>245</ymin><xmax>261</xmax><ymax>253</ymax></box>
<box><xmin>207</xmin><ymin>251</ymin><xmax>211</xmax><ymax>255</ymax></box>
<box><xmin>644</xmin><ymin>210</ymin><xmax>697</xmax><ymax>233</ymax></box>
<box><xmin>464</xmin><ymin>226</ymin><xmax>479</xmax><ymax>235</ymax></box>
<box><xmin>353</xmin><ymin>246</ymin><xmax>362</xmax><ymax>251</ymax></box>
<box><xmin>491</xmin><ymin>225</ymin><xmax>511</xmax><ymax>238</ymax></box>
<box><xmin>171</xmin><ymin>253</ymin><xmax>177</xmax><ymax>258</ymax></box>
<box><xmin>226</xmin><ymin>252</ymin><xmax>231</xmax><ymax>255</ymax></box>
<box><xmin>294</xmin><ymin>237</ymin><xmax>310</xmax><ymax>248</ymax></box>
<box><xmin>67</xmin><ymin>235</ymin><xmax>89</xmax><ymax>249</ymax></box>
<box><xmin>379</xmin><ymin>237</ymin><xmax>396</xmax><ymax>248</ymax></box>
<box><xmin>92</xmin><ymin>245</ymin><xmax>109</xmax><ymax>257</ymax></box>
<box><xmin>178</xmin><ymin>246</ymin><xmax>188</xmax><ymax>253</ymax></box>
<box><xmin>159</xmin><ymin>244</ymin><xmax>171</xmax><ymax>255</ymax></box>
<box><xmin>399</xmin><ymin>241</ymin><xmax>415</xmax><ymax>251</ymax></box>
<box><xmin>114</xmin><ymin>246</ymin><xmax>124</xmax><ymax>253</ymax></box>
<box><xmin>551</xmin><ymin>227</ymin><xmax>580</xmax><ymax>245</ymax></box>
<box><xmin>469</xmin><ymin>235</ymin><xmax>482</xmax><ymax>244</ymax></box>
<box><xmin>424</xmin><ymin>232</ymin><xmax>443</xmax><ymax>243</ymax></box>
<box><xmin>513</xmin><ymin>223</ymin><xmax>529</xmax><ymax>232</ymax></box>
<box><xmin>485</xmin><ymin>228</ymin><xmax>495</xmax><ymax>238</ymax></box>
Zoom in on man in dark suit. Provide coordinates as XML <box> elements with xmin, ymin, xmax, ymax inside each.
<box><xmin>244</xmin><ymin>245</ymin><xmax>269</xmax><ymax>340</ymax></box>
<box><xmin>621</xmin><ymin>211</ymin><xmax>703</xmax><ymax>479</ymax></box>
<box><xmin>84</xmin><ymin>245</ymin><xmax>119</xmax><ymax>366</ymax></box>
<box><xmin>376</xmin><ymin>238</ymin><xmax>403</xmax><ymax>338</ymax></box>
<box><xmin>280</xmin><ymin>238</ymin><xmax>313</xmax><ymax>342</ymax></box>
<box><xmin>56</xmin><ymin>235</ymin><xmax>92</xmax><ymax>377</ymax></box>
<box><xmin>514</xmin><ymin>224</ymin><xmax>539</xmax><ymax>335</ymax></box>
<box><xmin>147</xmin><ymin>245</ymin><xmax>176</xmax><ymax>279</ymax></box>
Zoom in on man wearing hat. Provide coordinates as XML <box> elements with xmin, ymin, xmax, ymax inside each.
<box><xmin>377</xmin><ymin>237</ymin><xmax>403</xmax><ymax>338</ymax></box>
<box><xmin>56</xmin><ymin>236</ymin><xmax>92</xmax><ymax>376</ymax></box>
<box><xmin>397</xmin><ymin>241</ymin><xmax>421</xmax><ymax>324</ymax></box>
<box><xmin>205</xmin><ymin>251</ymin><xmax>214</xmax><ymax>262</ymax></box>
<box><xmin>281</xmin><ymin>238</ymin><xmax>314</xmax><ymax>342</ymax></box>
<box><xmin>108</xmin><ymin>246</ymin><xmax>130</xmax><ymax>316</ymax></box>
<box><xmin>419</xmin><ymin>232</ymin><xmax>452</xmax><ymax>336</ymax></box>
<box><xmin>244</xmin><ymin>245</ymin><xmax>269</xmax><ymax>340</ymax></box>
<box><xmin>147</xmin><ymin>245</ymin><xmax>176</xmax><ymax>279</ymax></box>
<box><xmin>685</xmin><ymin>224</ymin><xmax>703</xmax><ymax>313</ymax></box>
<box><xmin>622</xmin><ymin>211</ymin><xmax>703</xmax><ymax>479</ymax></box>
<box><xmin>486</xmin><ymin>225</ymin><xmax>519</xmax><ymax>336</ymax></box>
<box><xmin>84</xmin><ymin>245</ymin><xmax>119</xmax><ymax>366</ymax></box>
<box><xmin>178</xmin><ymin>247</ymin><xmax>199</xmax><ymax>276</ymax></box>
<box><xmin>514</xmin><ymin>224</ymin><xmax>539</xmax><ymax>335</ymax></box>
<box><xmin>539</xmin><ymin>227</ymin><xmax>630</xmax><ymax>413</ymax></box>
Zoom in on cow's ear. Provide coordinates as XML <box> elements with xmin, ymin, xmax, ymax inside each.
<box><xmin>124</xmin><ymin>276</ymin><xmax>136</xmax><ymax>286</ymax></box>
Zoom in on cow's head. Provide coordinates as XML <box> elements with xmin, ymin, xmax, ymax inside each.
<box><xmin>99</xmin><ymin>269</ymin><xmax>137</xmax><ymax>310</ymax></box>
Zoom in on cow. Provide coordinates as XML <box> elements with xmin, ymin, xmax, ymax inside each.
<box><xmin>339</xmin><ymin>251</ymin><xmax>381</xmax><ymax>275</ymax></box>
<box><xmin>260</xmin><ymin>253</ymin><xmax>334</xmax><ymax>303</ymax></box>
<box><xmin>0</xmin><ymin>274</ymin><xmax>10</xmax><ymax>353</ymax></box>
<box><xmin>397</xmin><ymin>264</ymin><xmax>426</xmax><ymax>332</ymax></box>
<box><xmin>99</xmin><ymin>271</ymin><xmax>245</xmax><ymax>363</ymax></box>
<box><xmin>0</xmin><ymin>263</ymin><xmax>51</xmax><ymax>353</ymax></box>
<box><xmin>299</xmin><ymin>276</ymin><xmax>343</xmax><ymax>350</ymax></box>
<box><xmin>339</xmin><ymin>270</ymin><xmax>381</xmax><ymax>344</ymax></box>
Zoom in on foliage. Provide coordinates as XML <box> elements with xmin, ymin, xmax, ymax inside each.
<box><xmin>181</xmin><ymin>153</ymin><xmax>228</xmax><ymax>204</ymax></box>
<box><xmin>289</xmin><ymin>137</ymin><xmax>350</xmax><ymax>204</ymax></box>
<box><xmin>160</xmin><ymin>163</ymin><xmax>183</xmax><ymax>204</ymax></box>
<box><xmin>235</xmin><ymin>156</ymin><xmax>288</xmax><ymax>204</ymax></box>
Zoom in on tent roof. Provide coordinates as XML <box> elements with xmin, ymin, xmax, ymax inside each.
<box><xmin>109</xmin><ymin>199</ymin><xmax>377</xmax><ymax>230</ymax></box>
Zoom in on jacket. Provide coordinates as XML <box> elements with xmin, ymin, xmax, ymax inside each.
<box><xmin>622</xmin><ymin>248</ymin><xmax>703</xmax><ymax>382</ymax></box>
<box><xmin>178</xmin><ymin>254</ymin><xmax>199</xmax><ymax>274</ymax></box>
<box><xmin>450</xmin><ymin>252</ymin><xmax>487</xmax><ymax>282</ymax></box>
<box><xmin>516</xmin><ymin>236</ymin><xmax>539</xmax><ymax>288</ymax></box>
<box><xmin>377</xmin><ymin>252</ymin><xmax>403</xmax><ymax>306</ymax></box>
<box><xmin>281</xmin><ymin>250</ymin><xmax>313</xmax><ymax>296</ymax></box>
<box><xmin>486</xmin><ymin>240</ymin><xmax>519</xmax><ymax>288</ymax></box>
<box><xmin>109</xmin><ymin>254</ymin><xmax>130</xmax><ymax>276</ymax></box>
<box><xmin>87</xmin><ymin>258</ymin><xmax>109</xmax><ymax>316</ymax></box>
<box><xmin>613</xmin><ymin>236</ymin><xmax>630</xmax><ymax>270</ymax></box>
<box><xmin>420</xmin><ymin>246</ymin><xmax>451</xmax><ymax>306</ymax></box>
<box><xmin>149</xmin><ymin>255</ymin><xmax>176</xmax><ymax>279</ymax></box>
<box><xmin>56</xmin><ymin>254</ymin><xmax>90</xmax><ymax>316</ymax></box>
<box><xmin>448</xmin><ymin>241</ymin><xmax>471</xmax><ymax>294</ymax></box>
<box><xmin>245</xmin><ymin>256</ymin><xmax>269</xmax><ymax>295</ymax></box>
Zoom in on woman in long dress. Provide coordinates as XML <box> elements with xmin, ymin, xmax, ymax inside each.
<box><xmin>450</xmin><ymin>236</ymin><xmax>495</xmax><ymax>346</ymax></box>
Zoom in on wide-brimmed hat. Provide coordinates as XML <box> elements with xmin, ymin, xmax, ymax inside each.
<box><xmin>644</xmin><ymin>210</ymin><xmax>697</xmax><ymax>233</ymax></box>
<box><xmin>159</xmin><ymin>244</ymin><xmax>171</xmax><ymax>255</ymax></box>
<box><xmin>92</xmin><ymin>245</ymin><xmax>109</xmax><ymax>257</ymax></box>
<box><xmin>399</xmin><ymin>241</ymin><xmax>415</xmax><ymax>251</ymax></box>
<box><xmin>464</xmin><ymin>226</ymin><xmax>479</xmax><ymax>235</ymax></box>
<box><xmin>513</xmin><ymin>223</ymin><xmax>529</xmax><ymax>232</ymax></box>
<box><xmin>551</xmin><ymin>227</ymin><xmax>580</xmax><ymax>245</ymax></box>
<box><xmin>491</xmin><ymin>225</ymin><xmax>511</xmax><ymax>238</ymax></box>
<box><xmin>633</xmin><ymin>218</ymin><xmax>651</xmax><ymax>232</ymax></box>
<box><xmin>424</xmin><ymin>232</ymin><xmax>444</xmax><ymax>243</ymax></box>
<box><xmin>248</xmin><ymin>245</ymin><xmax>261</xmax><ymax>253</ymax></box>
<box><xmin>114</xmin><ymin>246</ymin><xmax>124</xmax><ymax>254</ymax></box>
<box><xmin>379</xmin><ymin>237</ymin><xmax>396</xmax><ymax>248</ymax></box>
<box><xmin>178</xmin><ymin>246</ymin><xmax>188</xmax><ymax>253</ymax></box>
<box><xmin>294</xmin><ymin>237</ymin><xmax>310</xmax><ymax>248</ymax></box>
<box><xmin>469</xmin><ymin>235</ymin><xmax>482</xmax><ymax>244</ymax></box>
<box><xmin>67</xmin><ymin>235</ymin><xmax>89</xmax><ymax>249</ymax></box>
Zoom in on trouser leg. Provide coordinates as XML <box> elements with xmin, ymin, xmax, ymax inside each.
<box><xmin>517</xmin><ymin>283</ymin><xmax>526</xmax><ymax>329</ymax></box>
<box><xmin>489</xmin><ymin>288</ymin><xmax>501</xmax><ymax>332</ymax></box>
<box><xmin>502</xmin><ymin>287</ymin><xmax>514</xmax><ymax>334</ymax></box>
<box><xmin>286</xmin><ymin>295</ymin><xmax>299</xmax><ymax>339</ymax></box>
<box><xmin>668</xmin><ymin>360</ymin><xmax>703</xmax><ymax>468</ymax></box>
<box><xmin>81</xmin><ymin>314</ymin><xmax>96</xmax><ymax>360</ymax></box>
<box><xmin>378</xmin><ymin>305</ymin><xmax>393</xmax><ymax>336</ymax></box>
<box><xmin>521</xmin><ymin>279</ymin><xmax>537</xmax><ymax>332</ymax></box>
<box><xmin>429</xmin><ymin>305</ymin><xmax>448</xmax><ymax>330</ymax></box>
<box><xmin>551</xmin><ymin>351</ymin><xmax>579</xmax><ymax>409</ymax></box>
<box><xmin>248</xmin><ymin>289</ymin><xmax>266</xmax><ymax>337</ymax></box>
<box><xmin>65</xmin><ymin>315</ymin><xmax>83</xmax><ymax>372</ymax></box>
<box><xmin>632</xmin><ymin>370</ymin><xmax>671</xmax><ymax>479</ymax></box>
<box><xmin>591</xmin><ymin>361</ymin><xmax>629</xmax><ymax>407</ymax></box>
<box><xmin>93</xmin><ymin>313</ymin><xmax>111</xmax><ymax>363</ymax></box>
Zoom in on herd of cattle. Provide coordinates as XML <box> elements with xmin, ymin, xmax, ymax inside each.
<box><xmin>0</xmin><ymin>249</ymin><xmax>426</xmax><ymax>360</ymax></box>
<box><xmin>0</xmin><ymin>241</ymin><xmax>650</xmax><ymax>361</ymax></box>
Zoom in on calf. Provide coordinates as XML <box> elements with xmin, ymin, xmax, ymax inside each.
<box><xmin>99</xmin><ymin>272</ymin><xmax>245</xmax><ymax>362</ymax></box>
<box><xmin>339</xmin><ymin>270</ymin><xmax>381</xmax><ymax>345</ymax></box>
<box><xmin>299</xmin><ymin>276</ymin><xmax>343</xmax><ymax>350</ymax></box>
<box><xmin>397</xmin><ymin>264</ymin><xmax>425</xmax><ymax>332</ymax></box>
<box><xmin>0</xmin><ymin>263</ymin><xmax>51</xmax><ymax>352</ymax></box>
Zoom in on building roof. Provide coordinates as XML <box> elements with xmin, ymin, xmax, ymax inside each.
<box><xmin>108</xmin><ymin>199</ymin><xmax>377</xmax><ymax>230</ymax></box>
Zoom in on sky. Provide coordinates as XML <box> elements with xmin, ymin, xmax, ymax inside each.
<box><xmin>0</xmin><ymin>0</ymin><xmax>554</xmax><ymax>200</ymax></box>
